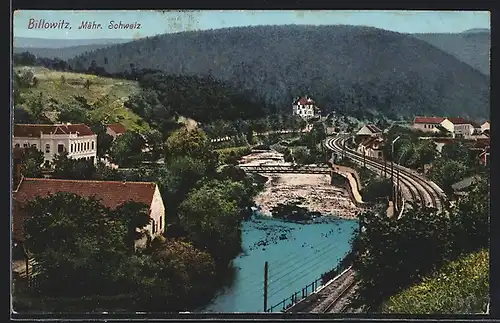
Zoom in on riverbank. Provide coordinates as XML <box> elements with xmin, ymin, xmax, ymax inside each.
<box><xmin>239</xmin><ymin>150</ymin><xmax>362</xmax><ymax>220</ymax></box>
<box><xmin>254</xmin><ymin>173</ymin><xmax>361</xmax><ymax>219</ymax></box>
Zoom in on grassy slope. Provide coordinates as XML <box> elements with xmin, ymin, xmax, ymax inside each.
<box><xmin>15</xmin><ymin>66</ymin><xmax>149</xmax><ymax>133</ymax></box>
<box><xmin>380</xmin><ymin>249</ymin><xmax>489</xmax><ymax>314</ymax></box>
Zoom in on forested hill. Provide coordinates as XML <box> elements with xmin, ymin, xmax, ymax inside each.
<box><xmin>413</xmin><ymin>31</ymin><xmax>490</xmax><ymax>76</ymax></box>
<box><xmin>66</xmin><ymin>25</ymin><xmax>489</xmax><ymax>119</ymax></box>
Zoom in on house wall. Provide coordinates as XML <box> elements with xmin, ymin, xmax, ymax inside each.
<box><xmin>440</xmin><ymin>119</ymin><xmax>455</xmax><ymax>133</ymax></box>
<box><xmin>481</xmin><ymin>122</ymin><xmax>490</xmax><ymax>133</ymax></box>
<box><xmin>413</xmin><ymin>123</ymin><xmax>441</xmax><ymax>133</ymax></box>
<box><xmin>453</xmin><ymin>123</ymin><xmax>474</xmax><ymax>137</ymax></box>
<box><xmin>292</xmin><ymin>104</ymin><xmax>315</xmax><ymax>119</ymax></box>
<box><xmin>12</xmin><ymin>134</ymin><xmax>97</xmax><ymax>165</ymax></box>
<box><xmin>148</xmin><ymin>185</ymin><xmax>166</xmax><ymax>237</ymax></box>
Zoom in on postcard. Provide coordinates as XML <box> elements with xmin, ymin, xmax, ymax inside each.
<box><xmin>11</xmin><ymin>9</ymin><xmax>490</xmax><ymax>315</ymax></box>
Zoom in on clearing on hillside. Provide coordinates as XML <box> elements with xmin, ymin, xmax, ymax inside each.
<box><xmin>14</xmin><ymin>66</ymin><xmax>149</xmax><ymax>132</ymax></box>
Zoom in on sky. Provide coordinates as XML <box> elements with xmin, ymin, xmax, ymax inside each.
<box><xmin>13</xmin><ymin>10</ymin><xmax>490</xmax><ymax>40</ymax></box>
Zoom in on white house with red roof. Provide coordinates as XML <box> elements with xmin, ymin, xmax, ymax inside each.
<box><xmin>447</xmin><ymin>117</ymin><xmax>475</xmax><ymax>137</ymax></box>
<box><xmin>12</xmin><ymin>123</ymin><xmax>97</xmax><ymax>166</ymax></box>
<box><xmin>412</xmin><ymin>117</ymin><xmax>454</xmax><ymax>134</ymax></box>
<box><xmin>413</xmin><ymin>116</ymin><xmax>477</xmax><ymax>137</ymax></box>
<box><xmin>292</xmin><ymin>95</ymin><xmax>320</xmax><ymax>119</ymax></box>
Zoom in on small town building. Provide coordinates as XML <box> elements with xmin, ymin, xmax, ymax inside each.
<box><xmin>106</xmin><ymin>123</ymin><xmax>127</xmax><ymax>139</ymax></box>
<box><xmin>447</xmin><ymin>117</ymin><xmax>475</xmax><ymax>137</ymax></box>
<box><xmin>412</xmin><ymin>117</ymin><xmax>454</xmax><ymax>134</ymax></box>
<box><xmin>292</xmin><ymin>96</ymin><xmax>320</xmax><ymax>119</ymax></box>
<box><xmin>13</xmin><ymin>123</ymin><xmax>97</xmax><ymax>167</ymax></box>
<box><xmin>357</xmin><ymin>136</ymin><xmax>385</xmax><ymax>159</ymax></box>
<box><xmin>12</xmin><ymin>178</ymin><xmax>166</xmax><ymax>250</ymax></box>
<box><xmin>356</xmin><ymin>124</ymin><xmax>382</xmax><ymax>138</ymax></box>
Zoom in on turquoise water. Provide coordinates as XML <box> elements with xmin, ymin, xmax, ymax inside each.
<box><xmin>202</xmin><ymin>214</ymin><xmax>358</xmax><ymax>313</ymax></box>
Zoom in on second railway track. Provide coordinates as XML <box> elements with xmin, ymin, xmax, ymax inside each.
<box><xmin>325</xmin><ymin>136</ymin><xmax>446</xmax><ymax>213</ymax></box>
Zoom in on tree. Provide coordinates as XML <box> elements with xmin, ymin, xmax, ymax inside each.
<box><xmin>23</xmin><ymin>193</ymin><xmax>129</xmax><ymax>296</ymax></box>
<box><xmin>164</xmin><ymin>127</ymin><xmax>218</xmax><ymax>174</ymax></box>
<box><xmin>428</xmin><ymin>159</ymin><xmax>469</xmax><ymax>194</ymax></box>
<box><xmin>292</xmin><ymin>146</ymin><xmax>310</xmax><ymax>165</ymax></box>
<box><xmin>352</xmin><ymin>207</ymin><xmax>452</xmax><ymax>310</ymax></box>
<box><xmin>148</xmin><ymin>239</ymin><xmax>217</xmax><ymax>310</ymax></box>
<box><xmin>448</xmin><ymin>177</ymin><xmax>489</xmax><ymax>257</ymax></box>
<box><xmin>28</xmin><ymin>93</ymin><xmax>45</xmax><ymax>122</ymax></box>
<box><xmin>111</xmin><ymin>201</ymin><xmax>151</xmax><ymax>252</ymax></box>
<box><xmin>57</xmin><ymin>105</ymin><xmax>89</xmax><ymax>124</ymax></box>
<box><xmin>52</xmin><ymin>152</ymin><xmax>96</xmax><ymax>180</ymax></box>
<box><xmin>19</xmin><ymin>147</ymin><xmax>44</xmax><ymax>178</ymax></box>
<box><xmin>108</xmin><ymin>131</ymin><xmax>145</xmax><ymax>167</ymax></box>
<box><xmin>178</xmin><ymin>183</ymin><xmax>242</xmax><ymax>266</ymax></box>
<box><xmin>90</xmin><ymin>124</ymin><xmax>114</xmax><ymax>159</ymax></box>
<box><xmin>143</xmin><ymin>129</ymin><xmax>164</xmax><ymax>161</ymax></box>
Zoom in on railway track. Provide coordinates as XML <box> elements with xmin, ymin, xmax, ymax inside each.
<box><xmin>325</xmin><ymin>135</ymin><xmax>446</xmax><ymax>213</ymax></box>
<box><xmin>308</xmin><ymin>267</ymin><xmax>357</xmax><ymax>313</ymax></box>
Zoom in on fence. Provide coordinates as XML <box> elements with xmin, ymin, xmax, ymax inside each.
<box><xmin>266</xmin><ymin>277</ymin><xmax>323</xmax><ymax>313</ymax></box>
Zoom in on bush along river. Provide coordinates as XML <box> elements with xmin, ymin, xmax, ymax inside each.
<box><xmin>202</xmin><ymin>208</ymin><xmax>359</xmax><ymax>313</ymax></box>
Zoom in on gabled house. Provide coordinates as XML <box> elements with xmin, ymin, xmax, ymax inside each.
<box><xmin>106</xmin><ymin>123</ymin><xmax>127</xmax><ymax>139</ymax></box>
<box><xmin>13</xmin><ymin>123</ymin><xmax>97</xmax><ymax>167</ymax></box>
<box><xmin>12</xmin><ymin>178</ymin><xmax>166</xmax><ymax>250</ymax></box>
<box><xmin>413</xmin><ymin>117</ymin><xmax>454</xmax><ymax>134</ymax></box>
<box><xmin>447</xmin><ymin>117</ymin><xmax>475</xmax><ymax>137</ymax></box>
<box><xmin>356</xmin><ymin>124</ymin><xmax>382</xmax><ymax>138</ymax></box>
<box><xmin>357</xmin><ymin>136</ymin><xmax>385</xmax><ymax>159</ymax></box>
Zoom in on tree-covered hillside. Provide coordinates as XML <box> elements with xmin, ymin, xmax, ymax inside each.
<box><xmin>65</xmin><ymin>25</ymin><xmax>490</xmax><ymax>120</ymax></box>
<box><xmin>413</xmin><ymin>31</ymin><xmax>490</xmax><ymax>76</ymax></box>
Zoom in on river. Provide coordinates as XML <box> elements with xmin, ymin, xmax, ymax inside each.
<box><xmin>202</xmin><ymin>212</ymin><xmax>358</xmax><ymax>313</ymax></box>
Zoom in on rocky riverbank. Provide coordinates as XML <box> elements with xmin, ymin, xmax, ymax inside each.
<box><xmin>239</xmin><ymin>150</ymin><xmax>362</xmax><ymax>220</ymax></box>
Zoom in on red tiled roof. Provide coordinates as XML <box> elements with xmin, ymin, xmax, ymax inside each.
<box><xmin>106</xmin><ymin>123</ymin><xmax>127</xmax><ymax>134</ymax></box>
<box><xmin>12</xmin><ymin>178</ymin><xmax>157</xmax><ymax>241</ymax></box>
<box><xmin>13</xmin><ymin>124</ymin><xmax>94</xmax><ymax>137</ymax></box>
<box><xmin>447</xmin><ymin>117</ymin><xmax>471</xmax><ymax>125</ymax></box>
<box><xmin>413</xmin><ymin>117</ymin><xmax>446</xmax><ymax>124</ymax></box>
<box><xmin>294</xmin><ymin>96</ymin><xmax>315</xmax><ymax>106</ymax></box>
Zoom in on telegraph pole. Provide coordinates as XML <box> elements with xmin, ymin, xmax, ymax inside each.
<box><xmin>264</xmin><ymin>261</ymin><xmax>268</xmax><ymax>312</ymax></box>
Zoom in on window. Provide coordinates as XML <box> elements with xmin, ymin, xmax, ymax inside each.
<box><xmin>58</xmin><ymin>144</ymin><xmax>64</xmax><ymax>153</ymax></box>
<box><xmin>159</xmin><ymin>217</ymin><xmax>163</xmax><ymax>230</ymax></box>
<box><xmin>70</xmin><ymin>144</ymin><xmax>74</xmax><ymax>152</ymax></box>
<box><xmin>14</xmin><ymin>144</ymin><xmax>20</xmax><ymax>148</ymax></box>
<box><xmin>91</xmin><ymin>141</ymin><xmax>95</xmax><ymax>150</ymax></box>
<box><xmin>45</xmin><ymin>144</ymin><xmax>50</xmax><ymax>153</ymax></box>
<box><xmin>78</xmin><ymin>143</ymin><xmax>81</xmax><ymax>151</ymax></box>
<box><xmin>23</xmin><ymin>143</ymin><xmax>28</xmax><ymax>148</ymax></box>
<box><xmin>32</xmin><ymin>144</ymin><xmax>37</xmax><ymax>148</ymax></box>
<box><xmin>152</xmin><ymin>220</ymin><xmax>156</xmax><ymax>234</ymax></box>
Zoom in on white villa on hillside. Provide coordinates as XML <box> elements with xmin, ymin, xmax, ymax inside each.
<box><xmin>292</xmin><ymin>96</ymin><xmax>320</xmax><ymax>119</ymax></box>
<box><xmin>13</xmin><ymin>123</ymin><xmax>97</xmax><ymax>167</ymax></box>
